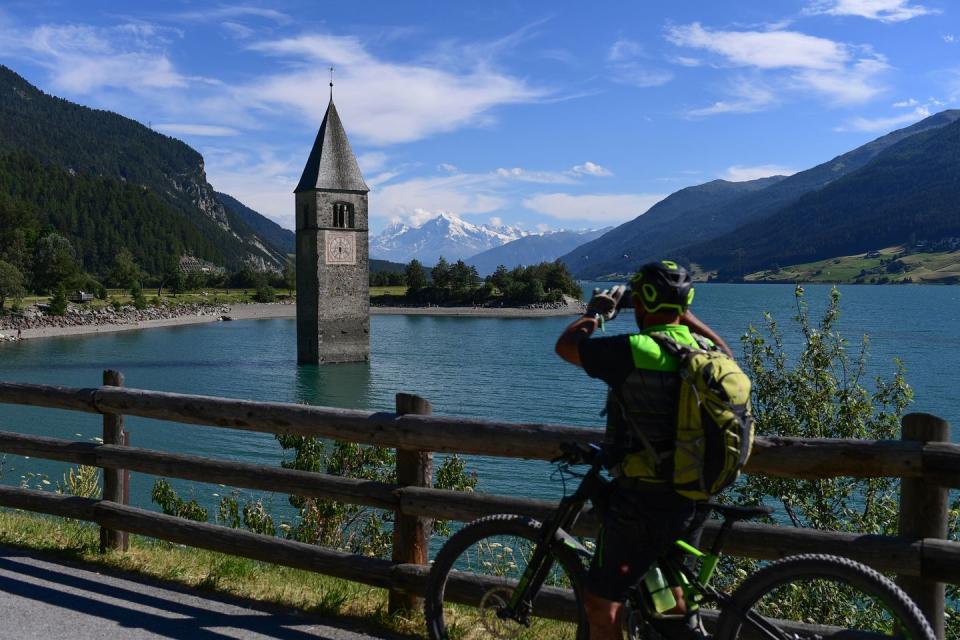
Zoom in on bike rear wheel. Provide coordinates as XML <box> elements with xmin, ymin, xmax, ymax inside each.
<box><xmin>424</xmin><ymin>514</ymin><xmax>589</xmax><ymax>640</ymax></box>
<box><xmin>714</xmin><ymin>554</ymin><xmax>935</xmax><ymax>639</ymax></box>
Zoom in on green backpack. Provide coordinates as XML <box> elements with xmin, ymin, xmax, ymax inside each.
<box><xmin>645</xmin><ymin>332</ymin><xmax>755</xmax><ymax>501</ymax></box>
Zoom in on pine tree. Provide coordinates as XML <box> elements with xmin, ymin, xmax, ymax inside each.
<box><xmin>48</xmin><ymin>282</ymin><xmax>67</xmax><ymax>316</ymax></box>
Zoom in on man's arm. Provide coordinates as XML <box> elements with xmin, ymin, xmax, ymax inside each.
<box><xmin>681</xmin><ymin>309</ymin><xmax>733</xmax><ymax>357</ymax></box>
<box><xmin>555</xmin><ymin>314</ymin><xmax>600</xmax><ymax>368</ymax></box>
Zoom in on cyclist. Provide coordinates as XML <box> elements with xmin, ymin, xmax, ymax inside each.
<box><xmin>555</xmin><ymin>260</ymin><xmax>730</xmax><ymax>640</ymax></box>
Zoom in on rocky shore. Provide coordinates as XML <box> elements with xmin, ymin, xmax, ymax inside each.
<box><xmin>0</xmin><ymin>296</ymin><xmax>583</xmax><ymax>343</ymax></box>
<box><xmin>0</xmin><ymin>302</ymin><xmax>235</xmax><ymax>342</ymax></box>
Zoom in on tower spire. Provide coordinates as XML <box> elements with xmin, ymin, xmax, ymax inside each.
<box><xmin>329</xmin><ymin>67</ymin><xmax>334</xmax><ymax>102</ymax></box>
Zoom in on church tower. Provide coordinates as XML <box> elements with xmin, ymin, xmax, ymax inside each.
<box><xmin>294</xmin><ymin>95</ymin><xmax>370</xmax><ymax>364</ymax></box>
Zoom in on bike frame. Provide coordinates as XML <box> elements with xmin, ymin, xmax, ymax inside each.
<box><xmin>498</xmin><ymin>455</ymin><xmax>794</xmax><ymax>640</ymax></box>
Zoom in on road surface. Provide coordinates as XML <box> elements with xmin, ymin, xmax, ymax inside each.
<box><xmin>0</xmin><ymin>546</ymin><xmax>408</xmax><ymax>639</ymax></box>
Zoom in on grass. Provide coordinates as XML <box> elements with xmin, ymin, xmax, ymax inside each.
<box><xmin>14</xmin><ymin>286</ymin><xmax>413</xmax><ymax>310</ymax></box>
<box><xmin>0</xmin><ymin>509</ymin><xmax>576</xmax><ymax>638</ymax></box>
<box><xmin>745</xmin><ymin>246</ymin><xmax>960</xmax><ymax>284</ymax></box>
<box><xmin>0</xmin><ymin>509</ymin><xmax>421</xmax><ymax>636</ymax></box>
<box><xmin>370</xmin><ymin>285</ymin><xmax>408</xmax><ymax>297</ymax></box>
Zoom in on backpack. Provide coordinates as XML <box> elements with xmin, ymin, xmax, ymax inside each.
<box><xmin>635</xmin><ymin>332</ymin><xmax>754</xmax><ymax>500</ymax></box>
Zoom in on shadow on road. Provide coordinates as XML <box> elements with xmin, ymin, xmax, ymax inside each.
<box><xmin>0</xmin><ymin>546</ymin><xmax>412</xmax><ymax>639</ymax></box>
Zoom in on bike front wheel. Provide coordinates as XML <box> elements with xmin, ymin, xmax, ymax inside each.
<box><xmin>714</xmin><ymin>553</ymin><xmax>936</xmax><ymax>640</ymax></box>
<box><xmin>424</xmin><ymin>514</ymin><xmax>589</xmax><ymax>640</ymax></box>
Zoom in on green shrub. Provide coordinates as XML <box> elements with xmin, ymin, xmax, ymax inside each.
<box><xmin>253</xmin><ymin>285</ymin><xmax>275</xmax><ymax>303</ymax></box>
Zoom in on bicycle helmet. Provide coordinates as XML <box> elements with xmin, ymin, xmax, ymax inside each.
<box><xmin>630</xmin><ymin>260</ymin><xmax>694</xmax><ymax>314</ymax></box>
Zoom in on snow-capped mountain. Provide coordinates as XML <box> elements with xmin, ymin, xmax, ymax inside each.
<box><xmin>466</xmin><ymin>228</ymin><xmax>612</xmax><ymax>276</ymax></box>
<box><xmin>370</xmin><ymin>212</ymin><xmax>528</xmax><ymax>264</ymax></box>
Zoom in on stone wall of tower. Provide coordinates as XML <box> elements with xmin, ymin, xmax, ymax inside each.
<box><xmin>295</xmin><ymin>190</ymin><xmax>369</xmax><ymax>364</ymax></box>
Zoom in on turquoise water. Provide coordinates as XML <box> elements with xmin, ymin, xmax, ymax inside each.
<box><xmin>0</xmin><ymin>284</ymin><xmax>957</xmax><ymax>519</ymax></box>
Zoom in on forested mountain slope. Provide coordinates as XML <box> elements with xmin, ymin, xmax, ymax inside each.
<box><xmin>562</xmin><ymin>110</ymin><xmax>960</xmax><ymax>279</ymax></box>
<box><xmin>0</xmin><ymin>64</ymin><xmax>285</xmax><ymax>274</ymax></box>
<box><xmin>560</xmin><ymin>177</ymin><xmax>783</xmax><ymax>278</ymax></box>
<box><xmin>688</xmin><ymin>117</ymin><xmax>960</xmax><ymax>278</ymax></box>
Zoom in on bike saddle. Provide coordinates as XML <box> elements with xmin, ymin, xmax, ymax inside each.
<box><xmin>709</xmin><ymin>504</ymin><xmax>773</xmax><ymax>522</ymax></box>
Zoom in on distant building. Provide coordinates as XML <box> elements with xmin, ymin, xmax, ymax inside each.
<box><xmin>69</xmin><ymin>291</ymin><xmax>94</xmax><ymax>303</ymax></box>
<box><xmin>178</xmin><ymin>254</ymin><xmax>225</xmax><ymax>275</ymax></box>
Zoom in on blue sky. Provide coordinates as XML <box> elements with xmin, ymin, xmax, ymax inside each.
<box><xmin>0</xmin><ymin>1</ymin><xmax>957</xmax><ymax>234</ymax></box>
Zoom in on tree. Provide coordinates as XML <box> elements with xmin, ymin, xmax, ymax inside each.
<box><xmin>130</xmin><ymin>281</ymin><xmax>147</xmax><ymax>310</ymax></box>
<box><xmin>450</xmin><ymin>260</ymin><xmax>479</xmax><ymax>290</ymax></box>
<box><xmin>33</xmin><ymin>233</ymin><xmax>78</xmax><ymax>291</ymax></box>
<box><xmin>490</xmin><ymin>265</ymin><xmax>511</xmax><ymax>292</ymax></box>
<box><xmin>48</xmin><ymin>282</ymin><xmax>68</xmax><ymax>316</ymax></box>
<box><xmin>283</xmin><ymin>259</ymin><xmax>296</xmax><ymax>293</ymax></box>
<box><xmin>110</xmin><ymin>248</ymin><xmax>141</xmax><ymax>289</ymax></box>
<box><xmin>0</xmin><ymin>260</ymin><xmax>25</xmax><ymax>311</ymax></box>
<box><xmin>431</xmin><ymin>257</ymin><xmax>451</xmax><ymax>289</ymax></box>
<box><xmin>405</xmin><ymin>259</ymin><xmax>427</xmax><ymax>293</ymax></box>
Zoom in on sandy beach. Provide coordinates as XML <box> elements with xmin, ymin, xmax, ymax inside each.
<box><xmin>0</xmin><ymin>301</ymin><xmax>582</xmax><ymax>342</ymax></box>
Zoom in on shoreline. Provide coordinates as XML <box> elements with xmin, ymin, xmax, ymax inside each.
<box><xmin>1</xmin><ymin>302</ymin><xmax>582</xmax><ymax>342</ymax></box>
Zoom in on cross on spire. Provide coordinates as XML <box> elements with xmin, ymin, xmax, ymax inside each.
<box><xmin>329</xmin><ymin>67</ymin><xmax>334</xmax><ymax>101</ymax></box>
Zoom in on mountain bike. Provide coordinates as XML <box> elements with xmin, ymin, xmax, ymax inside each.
<box><xmin>424</xmin><ymin>443</ymin><xmax>935</xmax><ymax>639</ymax></box>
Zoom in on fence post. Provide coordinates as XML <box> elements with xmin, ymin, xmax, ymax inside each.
<box><xmin>99</xmin><ymin>369</ymin><xmax>125</xmax><ymax>553</ymax></box>
<box><xmin>897</xmin><ymin>412</ymin><xmax>949</xmax><ymax>639</ymax></box>
<box><xmin>389</xmin><ymin>393</ymin><xmax>433</xmax><ymax>614</ymax></box>
<box><xmin>120</xmin><ymin>430</ymin><xmax>131</xmax><ymax>552</ymax></box>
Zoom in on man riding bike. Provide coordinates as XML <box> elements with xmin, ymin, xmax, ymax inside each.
<box><xmin>555</xmin><ymin>260</ymin><xmax>731</xmax><ymax>640</ymax></box>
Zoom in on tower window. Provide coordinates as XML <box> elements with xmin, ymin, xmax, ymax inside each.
<box><xmin>333</xmin><ymin>202</ymin><xmax>355</xmax><ymax>228</ymax></box>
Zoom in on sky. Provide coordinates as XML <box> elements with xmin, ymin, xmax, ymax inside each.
<box><xmin>0</xmin><ymin>0</ymin><xmax>957</xmax><ymax>235</ymax></box>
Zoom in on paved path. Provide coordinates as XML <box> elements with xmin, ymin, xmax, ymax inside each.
<box><xmin>0</xmin><ymin>546</ymin><xmax>406</xmax><ymax>639</ymax></box>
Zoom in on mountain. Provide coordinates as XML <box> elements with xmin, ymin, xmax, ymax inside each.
<box><xmin>561</xmin><ymin>177</ymin><xmax>784</xmax><ymax>278</ymax></box>
<box><xmin>0</xmin><ymin>64</ymin><xmax>286</xmax><ymax>274</ymax></box>
<box><xmin>370</xmin><ymin>212</ymin><xmax>527</xmax><ymax>265</ymax></box>
<box><xmin>217</xmin><ymin>192</ymin><xmax>295</xmax><ymax>255</ymax></box>
<box><xmin>562</xmin><ymin>109</ymin><xmax>960</xmax><ymax>279</ymax></box>
<box><xmin>688</xmin><ymin>115</ymin><xmax>960</xmax><ymax>277</ymax></box>
<box><xmin>467</xmin><ymin>228</ymin><xmax>611</xmax><ymax>275</ymax></box>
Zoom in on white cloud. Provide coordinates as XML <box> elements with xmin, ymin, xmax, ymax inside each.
<box><xmin>495</xmin><ymin>167</ymin><xmax>576</xmax><ymax>184</ymax></box>
<box><xmin>373</xmin><ymin>174</ymin><xmax>506</xmax><ymax>221</ymax></box>
<box><xmin>687</xmin><ymin>78</ymin><xmax>777</xmax><ymax>117</ymax></box>
<box><xmin>608</xmin><ymin>39</ymin><xmax>645</xmax><ymax>62</ymax></box>
<box><xmin>944</xmin><ymin>34</ymin><xmax>956</xmax><ymax>44</ymax></box>
<box><xmin>667</xmin><ymin>22</ymin><xmax>888</xmax><ymax>106</ymax></box>
<box><xmin>571</xmin><ymin>161</ymin><xmax>612</xmax><ymax>177</ymax></box>
<box><xmin>154</xmin><ymin>123</ymin><xmax>239</xmax><ymax>136</ymax></box>
<box><xmin>246</xmin><ymin>34</ymin><xmax>549</xmax><ymax>146</ymax></box>
<box><xmin>357</xmin><ymin>152</ymin><xmax>388</xmax><ymax>173</ymax></box>
<box><xmin>523</xmin><ymin>193</ymin><xmax>665</xmax><ymax>222</ymax></box>
<box><xmin>892</xmin><ymin>98</ymin><xmax>919</xmax><ymax>107</ymax></box>
<box><xmin>437</xmin><ymin>163</ymin><xmax>459</xmax><ymax>174</ymax></box>
<box><xmin>721</xmin><ymin>164</ymin><xmax>797</xmax><ymax>181</ymax></box>
<box><xmin>489</xmin><ymin>216</ymin><xmax>503</xmax><ymax>226</ymax></box>
<box><xmin>606</xmin><ymin>37</ymin><xmax>673</xmax><ymax>88</ymax></box>
<box><xmin>0</xmin><ymin>23</ymin><xmax>190</xmax><ymax>94</ymax></box>
<box><xmin>221</xmin><ymin>21</ymin><xmax>254</xmax><ymax>39</ymax></box>
<box><xmin>667</xmin><ymin>23</ymin><xmax>847</xmax><ymax>70</ymax></box>
<box><xmin>806</xmin><ymin>0</ymin><xmax>936</xmax><ymax>23</ymax></box>
<box><xmin>838</xmin><ymin>106</ymin><xmax>931</xmax><ymax>131</ymax></box>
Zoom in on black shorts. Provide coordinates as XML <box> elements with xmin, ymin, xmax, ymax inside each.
<box><xmin>584</xmin><ymin>485</ymin><xmax>705</xmax><ymax>603</ymax></box>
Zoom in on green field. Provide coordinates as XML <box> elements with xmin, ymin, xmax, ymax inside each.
<box><xmin>745</xmin><ymin>247</ymin><xmax>960</xmax><ymax>284</ymax></box>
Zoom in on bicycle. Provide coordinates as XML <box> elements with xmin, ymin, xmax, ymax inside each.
<box><xmin>424</xmin><ymin>443</ymin><xmax>935</xmax><ymax>639</ymax></box>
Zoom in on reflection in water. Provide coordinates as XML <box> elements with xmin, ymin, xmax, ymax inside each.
<box><xmin>295</xmin><ymin>361</ymin><xmax>372</xmax><ymax>410</ymax></box>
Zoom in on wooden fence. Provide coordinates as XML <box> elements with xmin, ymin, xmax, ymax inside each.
<box><xmin>0</xmin><ymin>372</ymin><xmax>957</xmax><ymax>638</ymax></box>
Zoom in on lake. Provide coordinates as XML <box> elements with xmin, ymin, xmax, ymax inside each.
<box><xmin>0</xmin><ymin>283</ymin><xmax>957</xmax><ymax>521</ymax></box>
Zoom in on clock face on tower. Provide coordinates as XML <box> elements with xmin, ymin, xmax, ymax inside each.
<box><xmin>324</xmin><ymin>230</ymin><xmax>356</xmax><ymax>265</ymax></box>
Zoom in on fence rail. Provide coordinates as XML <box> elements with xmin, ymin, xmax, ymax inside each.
<box><xmin>0</xmin><ymin>376</ymin><xmax>957</xmax><ymax>638</ymax></box>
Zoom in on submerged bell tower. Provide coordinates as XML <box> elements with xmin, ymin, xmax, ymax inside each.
<box><xmin>294</xmin><ymin>80</ymin><xmax>370</xmax><ymax>364</ymax></box>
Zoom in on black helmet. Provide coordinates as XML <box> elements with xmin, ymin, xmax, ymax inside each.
<box><xmin>630</xmin><ymin>260</ymin><xmax>694</xmax><ymax>314</ymax></box>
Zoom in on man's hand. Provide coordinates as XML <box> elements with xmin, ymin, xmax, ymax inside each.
<box><xmin>585</xmin><ymin>285</ymin><xmax>626</xmax><ymax>322</ymax></box>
